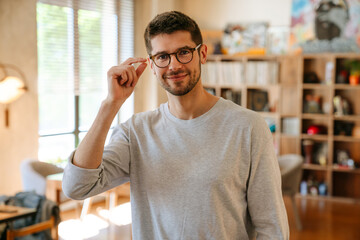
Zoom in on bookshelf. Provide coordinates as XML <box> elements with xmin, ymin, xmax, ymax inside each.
<box><xmin>203</xmin><ymin>53</ymin><xmax>360</xmax><ymax>201</ymax></box>
<box><xmin>203</xmin><ymin>54</ymin><xmax>300</xmax><ymax>156</ymax></box>
<box><xmin>299</xmin><ymin>53</ymin><xmax>360</xmax><ymax>201</ymax></box>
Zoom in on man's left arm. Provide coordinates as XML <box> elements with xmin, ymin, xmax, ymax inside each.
<box><xmin>247</xmin><ymin>117</ymin><xmax>290</xmax><ymax>239</ymax></box>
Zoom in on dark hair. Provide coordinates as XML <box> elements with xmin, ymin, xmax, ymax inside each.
<box><xmin>144</xmin><ymin>11</ymin><xmax>203</xmax><ymax>54</ymax></box>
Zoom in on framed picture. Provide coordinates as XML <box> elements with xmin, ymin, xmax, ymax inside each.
<box><xmin>290</xmin><ymin>0</ymin><xmax>360</xmax><ymax>52</ymax></box>
<box><xmin>222</xmin><ymin>22</ymin><xmax>269</xmax><ymax>55</ymax></box>
<box><xmin>266</xmin><ymin>26</ymin><xmax>290</xmax><ymax>55</ymax></box>
<box><xmin>247</xmin><ymin>89</ymin><xmax>269</xmax><ymax>112</ymax></box>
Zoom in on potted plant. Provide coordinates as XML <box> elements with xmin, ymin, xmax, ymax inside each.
<box><xmin>346</xmin><ymin>60</ymin><xmax>360</xmax><ymax>85</ymax></box>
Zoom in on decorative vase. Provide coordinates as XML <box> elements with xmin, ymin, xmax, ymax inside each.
<box><xmin>349</xmin><ymin>75</ymin><xmax>360</xmax><ymax>85</ymax></box>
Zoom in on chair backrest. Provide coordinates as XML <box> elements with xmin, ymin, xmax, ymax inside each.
<box><xmin>20</xmin><ymin>159</ymin><xmax>63</xmax><ymax>195</ymax></box>
<box><xmin>7</xmin><ymin>216</ymin><xmax>58</xmax><ymax>240</ymax></box>
<box><xmin>5</xmin><ymin>191</ymin><xmax>60</xmax><ymax>240</ymax></box>
<box><xmin>278</xmin><ymin>154</ymin><xmax>303</xmax><ymax>196</ymax></box>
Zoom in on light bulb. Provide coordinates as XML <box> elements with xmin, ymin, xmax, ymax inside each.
<box><xmin>0</xmin><ymin>76</ymin><xmax>26</xmax><ymax>104</ymax></box>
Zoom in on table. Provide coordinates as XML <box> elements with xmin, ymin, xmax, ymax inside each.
<box><xmin>0</xmin><ymin>205</ymin><xmax>37</xmax><ymax>240</ymax></box>
<box><xmin>1</xmin><ymin>205</ymin><xmax>58</xmax><ymax>240</ymax></box>
<box><xmin>45</xmin><ymin>173</ymin><xmax>130</xmax><ymax>218</ymax></box>
<box><xmin>0</xmin><ymin>205</ymin><xmax>36</xmax><ymax>224</ymax></box>
<box><xmin>45</xmin><ymin>173</ymin><xmax>64</xmax><ymax>206</ymax></box>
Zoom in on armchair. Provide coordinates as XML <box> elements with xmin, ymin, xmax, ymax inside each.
<box><xmin>20</xmin><ymin>159</ymin><xmax>63</xmax><ymax>196</ymax></box>
<box><xmin>278</xmin><ymin>154</ymin><xmax>303</xmax><ymax>230</ymax></box>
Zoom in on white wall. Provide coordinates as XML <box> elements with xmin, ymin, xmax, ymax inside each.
<box><xmin>0</xmin><ymin>0</ymin><xmax>39</xmax><ymax>195</ymax></box>
<box><xmin>179</xmin><ymin>0</ymin><xmax>292</xmax><ymax>30</ymax></box>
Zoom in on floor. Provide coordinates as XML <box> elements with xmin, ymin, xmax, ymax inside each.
<box><xmin>59</xmin><ymin>197</ymin><xmax>132</xmax><ymax>240</ymax></box>
<box><xmin>58</xmin><ymin>196</ymin><xmax>360</xmax><ymax>240</ymax></box>
<box><xmin>285</xmin><ymin>196</ymin><xmax>360</xmax><ymax>240</ymax></box>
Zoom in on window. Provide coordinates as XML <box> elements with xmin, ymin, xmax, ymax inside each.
<box><xmin>37</xmin><ymin>0</ymin><xmax>134</xmax><ymax>165</ymax></box>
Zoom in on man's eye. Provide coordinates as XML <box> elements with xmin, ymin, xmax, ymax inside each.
<box><xmin>156</xmin><ymin>54</ymin><xmax>169</xmax><ymax>61</ymax></box>
<box><xmin>178</xmin><ymin>49</ymin><xmax>191</xmax><ymax>55</ymax></box>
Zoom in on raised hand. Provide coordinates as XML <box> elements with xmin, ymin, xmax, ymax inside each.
<box><xmin>106</xmin><ymin>57</ymin><xmax>147</xmax><ymax>106</ymax></box>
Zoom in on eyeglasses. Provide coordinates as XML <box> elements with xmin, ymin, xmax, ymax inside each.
<box><xmin>149</xmin><ymin>44</ymin><xmax>202</xmax><ymax>68</ymax></box>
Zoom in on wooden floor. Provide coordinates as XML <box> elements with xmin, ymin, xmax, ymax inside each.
<box><xmin>58</xmin><ymin>196</ymin><xmax>360</xmax><ymax>240</ymax></box>
<box><xmin>285</xmin><ymin>196</ymin><xmax>360</xmax><ymax>240</ymax></box>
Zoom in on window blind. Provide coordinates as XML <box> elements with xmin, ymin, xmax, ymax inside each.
<box><xmin>37</xmin><ymin>0</ymin><xmax>134</xmax><ymax>96</ymax></box>
<box><xmin>37</xmin><ymin>0</ymin><xmax>134</xmax><ymax>135</ymax></box>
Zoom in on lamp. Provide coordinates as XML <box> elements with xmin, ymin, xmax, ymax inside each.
<box><xmin>0</xmin><ymin>63</ymin><xmax>27</xmax><ymax>127</ymax></box>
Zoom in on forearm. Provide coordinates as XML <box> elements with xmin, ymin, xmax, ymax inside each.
<box><xmin>71</xmin><ymin>57</ymin><xmax>147</xmax><ymax>169</ymax></box>
<box><xmin>72</xmin><ymin>99</ymin><xmax>123</xmax><ymax>169</ymax></box>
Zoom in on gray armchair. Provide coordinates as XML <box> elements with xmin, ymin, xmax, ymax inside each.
<box><xmin>20</xmin><ymin>158</ymin><xmax>63</xmax><ymax>196</ymax></box>
<box><xmin>278</xmin><ymin>154</ymin><xmax>303</xmax><ymax>230</ymax></box>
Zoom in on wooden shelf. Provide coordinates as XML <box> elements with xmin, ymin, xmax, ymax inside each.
<box><xmin>219</xmin><ymin>84</ymin><xmax>239</xmax><ymax>89</ymax></box>
<box><xmin>205</xmin><ymin>53</ymin><xmax>360</xmax><ymax>201</ymax></box>
<box><xmin>332</xmin><ymin>166</ymin><xmax>360</xmax><ymax>174</ymax></box>
<box><xmin>334</xmin><ymin>84</ymin><xmax>360</xmax><ymax>90</ymax></box>
<box><xmin>302</xmin><ymin>113</ymin><xmax>330</xmax><ymax>119</ymax></box>
<box><xmin>301</xmin><ymin>134</ymin><xmax>329</xmax><ymax>141</ymax></box>
<box><xmin>281</xmin><ymin>114</ymin><xmax>298</xmax><ymax>118</ymax></box>
<box><xmin>333</xmin><ymin>136</ymin><xmax>360</xmax><ymax>142</ymax></box>
<box><xmin>257</xmin><ymin>112</ymin><xmax>279</xmax><ymax>118</ymax></box>
<box><xmin>300</xmin><ymin>53</ymin><xmax>360</xmax><ymax>201</ymax></box>
<box><xmin>207</xmin><ymin>54</ymin><xmax>279</xmax><ymax>61</ymax></box>
<box><xmin>297</xmin><ymin>194</ymin><xmax>331</xmax><ymax>200</ymax></box>
<box><xmin>333</xmin><ymin>115</ymin><xmax>360</xmax><ymax>121</ymax></box>
<box><xmin>332</xmin><ymin>53</ymin><xmax>360</xmax><ymax>59</ymax></box>
<box><xmin>246</xmin><ymin>84</ymin><xmax>279</xmax><ymax>89</ymax></box>
<box><xmin>302</xmin><ymin>84</ymin><xmax>331</xmax><ymax>89</ymax></box>
<box><xmin>203</xmin><ymin>84</ymin><xmax>217</xmax><ymax>88</ymax></box>
<box><xmin>303</xmin><ymin>163</ymin><xmax>329</xmax><ymax>171</ymax></box>
<box><xmin>280</xmin><ymin>133</ymin><xmax>299</xmax><ymax>138</ymax></box>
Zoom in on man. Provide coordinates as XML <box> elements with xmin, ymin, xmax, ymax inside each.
<box><xmin>63</xmin><ymin>11</ymin><xmax>289</xmax><ymax>239</ymax></box>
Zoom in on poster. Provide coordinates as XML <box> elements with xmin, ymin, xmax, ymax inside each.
<box><xmin>291</xmin><ymin>0</ymin><xmax>360</xmax><ymax>52</ymax></box>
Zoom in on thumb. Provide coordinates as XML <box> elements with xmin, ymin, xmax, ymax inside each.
<box><xmin>136</xmin><ymin>62</ymin><xmax>148</xmax><ymax>78</ymax></box>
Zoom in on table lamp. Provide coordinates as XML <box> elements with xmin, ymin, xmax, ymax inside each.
<box><xmin>0</xmin><ymin>63</ymin><xmax>27</xmax><ymax>127</ymax></box>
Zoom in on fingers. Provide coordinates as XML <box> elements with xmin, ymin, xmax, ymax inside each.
<box><xmin>136</xmin><ymin>62</ymin><xmax>148</xmax><ymax>78</ymax></box>
<box><xmin>108</xmin><ymin>57</ymin><xmax>148</xmax><ymax>89</ymax></box>
<box><xmin>127</xmin><ymin>66</ymin><xmax>138</xmax><ymax>87</ymax></box>
<box><xmin>123</xmin><ymin>57</ymin><xmax>147</xmax><ymax>66</ymax></box>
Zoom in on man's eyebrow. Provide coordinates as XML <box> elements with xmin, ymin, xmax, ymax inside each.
<box><xmin>151</xmin><ymin>45</ymin><xmax>193</xmax><ymax>56</ymax></box>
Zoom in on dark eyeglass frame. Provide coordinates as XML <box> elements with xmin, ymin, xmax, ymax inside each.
<box><xmin>149</xmin><ymin>44</ymin><xmax>202</xmax><ymax>68</ymax></box>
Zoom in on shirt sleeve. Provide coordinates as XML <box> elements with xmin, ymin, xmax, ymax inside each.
<box><xmin>246</xmin><ymin>116</ymin><xmax>290</xmax><ymax>239</ymax></box>
<box><xmin>62</xmin><ymin>123</ymin><xmax>131</xmax><ymax>200</ymax></box>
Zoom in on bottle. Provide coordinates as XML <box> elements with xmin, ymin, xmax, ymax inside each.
<box><xmin>300</xmin><ymin>180</ymin><xmax>308</xmax><ymax>195</ymax></box>
<box><xmin>319</xmin><ymin>182</ymin><xmax>327</xmax><ymax>196</ymax></box>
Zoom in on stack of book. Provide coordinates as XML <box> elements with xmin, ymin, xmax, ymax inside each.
<box><xmin>202</xmin><ymin>60</ymin><xmax>279</xmax><ymax>86</ymax></box>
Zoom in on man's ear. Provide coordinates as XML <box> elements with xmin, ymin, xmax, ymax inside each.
<box><xmin>147</xmin><ymin>57</ymin><xmax>156</xmax><ymax>75</ymax></box>
<box><xmin>200</xmin><ymin>44</ymin><xmax>208</xmax><ymax>64</ymax></box>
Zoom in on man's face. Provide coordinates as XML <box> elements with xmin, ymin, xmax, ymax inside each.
<box><xmin>149</xmin><ymin>31</ymin><xmax>206</xmax><ymax>96</ymax></box>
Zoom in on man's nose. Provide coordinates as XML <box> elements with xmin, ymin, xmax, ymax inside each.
<box><xmin>168</xmin><ymin>54</ymin><xmax>183</xmax><ymax>70</ymax></box>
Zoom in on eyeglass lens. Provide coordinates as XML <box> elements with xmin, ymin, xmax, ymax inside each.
<box><xmin>154</xmin><ymin>48</ymin><xmax>194</xmax><ymax>68</ymax></box>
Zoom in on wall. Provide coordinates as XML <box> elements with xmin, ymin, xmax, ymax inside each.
<box><xmin>0</xmin><ymin>0</ymin><xmax>39</xmax><ymax>195</ymax></box>
<box><xmin>178</xmin><ymin>0</ymin><xmax>292</xmax><ymax>29</ymax></box>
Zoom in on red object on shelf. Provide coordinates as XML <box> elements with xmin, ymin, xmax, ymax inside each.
<box><xmin>307</xmin><ymin>125</ymin><xmax>322</xmax><ymax>135</ymax></box>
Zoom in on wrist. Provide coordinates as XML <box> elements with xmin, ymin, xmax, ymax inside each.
<box><xmin>103</xmin><ymin>97</ymin><xmax>124</xmax><ymax>110</ymax></box>
<box><xmin>101</xmin><ymin>98</ymin><xmax>123</xmax><ymax>119</ymax></box>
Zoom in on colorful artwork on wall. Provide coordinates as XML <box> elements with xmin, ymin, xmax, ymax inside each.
<box><xmin>221</xmin><ymin>22</ymin><xmax>269</xmax><ymax>55</ymax></box>
<box><xmin>290</xmin><ymin>0</ymin><xmax>360</xmax><ymax>52</ymax></box>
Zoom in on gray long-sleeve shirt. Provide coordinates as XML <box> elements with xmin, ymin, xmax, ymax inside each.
<box><xmin>63</xmin><ymin>98</ymin><xmax>289</xmax><ymax>239</ymax></box>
